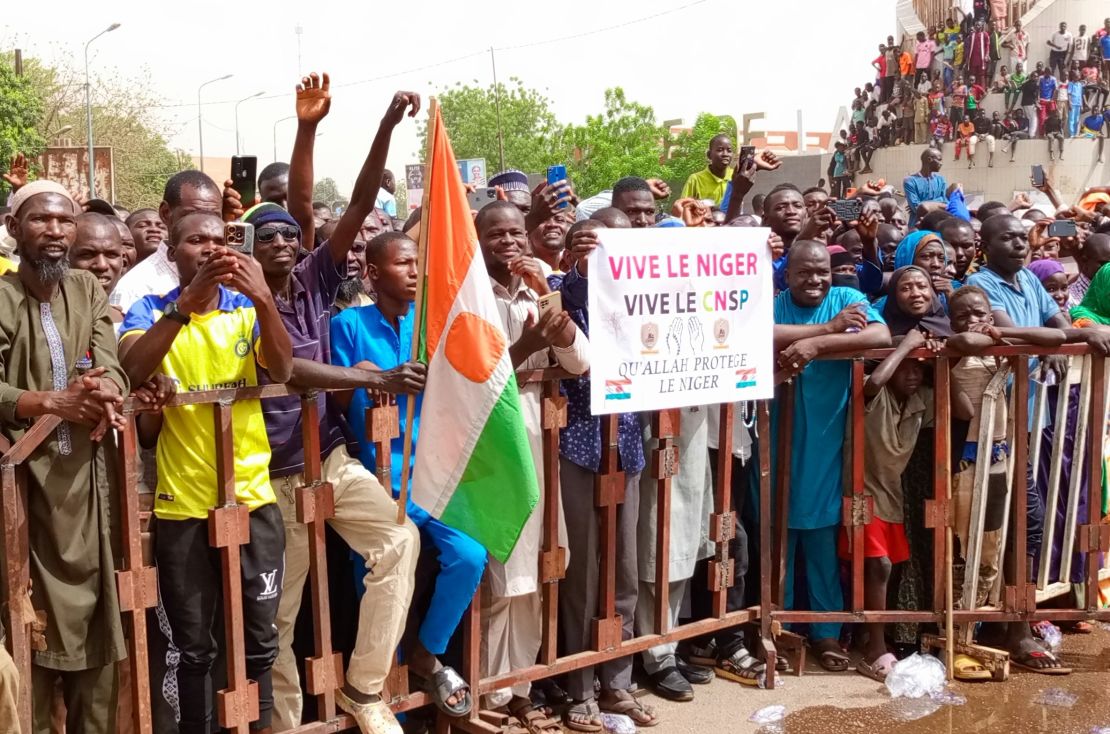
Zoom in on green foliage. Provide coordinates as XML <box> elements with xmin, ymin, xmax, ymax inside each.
<box><xmin>561</xmin><ymin>88</ymin><xmax>669</xmax><ymax>198</ymax></box>
<box><xmin>666</xmin><ymin>112</ymin><xmax>739</xmax><ymax>196</ymax></box>
<box><xmin>393</xmin><ymin>179</ymin><xmax>408</xmax><ymax>215</ymax></box>
<box><xmin>419</xmin><ymin>78</ymin><xmax>564</xmax><ymax>175</ymax></box>
<box><xmin>1</xmin><ymin>48</ymin><xmax>184</xmax><ymax>208</ymax></box>
<box><xmin>0</xmin><ymin>59</ymin><xmax>45</xmax><ymax>197</ymax></box>
<box><xmin>313</xmin><ymin>176</ymin><xmax>342</xmax><ymax>205</ymax></box>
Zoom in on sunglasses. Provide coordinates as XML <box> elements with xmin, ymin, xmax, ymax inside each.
<box><xmin>256</xmin><ymin>225</ymin><xmax>301</xmax><ymax>243</ymax></box>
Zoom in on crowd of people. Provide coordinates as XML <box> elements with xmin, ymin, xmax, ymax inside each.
<box><xmin>2</xmin><ymin>58</ymin><xmax>1110</xmax><ymax>734</ymax></box>
<box><xmin>835</xmin><ymin>10</ymin><xmax>1110</xmax><ymax>188</ymax></box>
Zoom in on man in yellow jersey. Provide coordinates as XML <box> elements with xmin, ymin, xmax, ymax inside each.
<box><xmin>119</xmin><ymin>211</ymin><xmax>293</xmax><ymax>734</ymax></box>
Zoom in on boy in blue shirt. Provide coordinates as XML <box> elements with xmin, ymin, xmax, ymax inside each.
<box><xmin>331</xmin><ymin>231</ymin><xmax>487</xmax><ymax>716</ymax></box>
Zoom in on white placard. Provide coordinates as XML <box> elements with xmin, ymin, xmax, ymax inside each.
<box><xmin>586</xmin><ymin>227</ymin><xmax>774</xmax><ymax>414</ymax></box>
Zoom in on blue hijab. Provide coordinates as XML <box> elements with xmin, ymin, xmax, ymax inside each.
<box><xmin>892</xmin><ymin>230</ymin><xmax>946</xmax><ymax>270</ymax></box>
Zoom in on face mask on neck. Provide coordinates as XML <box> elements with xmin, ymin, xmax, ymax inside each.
<box><xmin>832</xmin><ymin>273</ymin><xmax>861</xmax><ymax>290</ymax></box>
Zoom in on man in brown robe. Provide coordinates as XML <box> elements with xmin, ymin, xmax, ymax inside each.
<box><xmin>0</xmin><ymin>180</ymin><xmax>128</xmax><ymax>732</ymax></box>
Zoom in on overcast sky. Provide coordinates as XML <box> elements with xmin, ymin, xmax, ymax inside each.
<box><xmin>3</xmin><ymin>0</ymin><xmax>893</xmax><ymax>195</ymax></box>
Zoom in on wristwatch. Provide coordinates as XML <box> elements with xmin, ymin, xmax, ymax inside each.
<box><xmin>163</xmin><ymin>300</ymin><xmax>191</xmax><ymax>326</ymax></box>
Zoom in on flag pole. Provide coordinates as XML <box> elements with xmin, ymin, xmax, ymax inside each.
<box><xmin>396</xmin><ymin>97</ymin><xmax>438</xmax><ymax>525</ymax></box>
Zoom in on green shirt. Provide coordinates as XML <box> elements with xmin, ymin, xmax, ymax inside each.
<box><xmin>680</xmin><ymin>167</ymin><xmax>733</xmax><ymax>206</ymax></box>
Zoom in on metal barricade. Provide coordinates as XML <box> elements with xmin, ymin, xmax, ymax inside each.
<box><xmin>2</xmin><ymin>344</ymin><xmax>1108</xmax><ymax>731</ymax></box>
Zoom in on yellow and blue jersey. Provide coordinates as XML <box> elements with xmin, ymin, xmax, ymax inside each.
<box><xmin>120</xmin><ymin>285</ymin><xmax>274</xmax><ymax>520</ymax></box>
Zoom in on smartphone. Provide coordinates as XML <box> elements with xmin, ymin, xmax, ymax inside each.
<box><xmin>1031</xmin><ymin>164</ymin><xmax>1045</xmax><ymax>188</ymax></box>
<box><xmin>829</xmin><ymin>198</ymin><xmax>863</xmax><ymax>222</ymax></box>
<box><xmin>466</xmin><ymin>187</ymin><xmax>498</xmax><ymax>212</ymax></box>
<box><xmin>547</xmin><ymin>164</ymin><xmax>568</xmax><ymax>210</ymax></box>
<box><xmin>1047</xmin><ymin>219</ymin><xmax>1077</xmax><ymax>238</ymax></box>
<box><xmin>225</xmin><ymin>222</ymin><xmax>255</xmax><ymax>255</ymax></box>
<box><xmin>231</xmin><ymin>155</ymin><xmax>258</xmax><ymax>206</ymax></box>
<box><xmin>537</xmin><ymin>291</ymin><xmax>562</xmax><ymax>318</ymax></box>
<box><xmin>738</xmin><ymin>145</ymin><xmax>756</xmax><ymax>166</ymax></box>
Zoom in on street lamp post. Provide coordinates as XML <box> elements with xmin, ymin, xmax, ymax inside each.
<box><xmin>273</xmin><ymin>116</ymin><xmax>295</xmax><ymax>163</ymax></box>
<box><xmin>197</xmin><ymin>74</ymin><xmax>233</xmax><ymax>174</ymax></box>
<box><xmin>235</xmin><ymin>91</ymin><xmax>265</xmax><ymax>155</ymax></box>
<box><xmin>84</xmin><ymin>22</ymin><xmax>120</xmax><ymax>198</ymax></box>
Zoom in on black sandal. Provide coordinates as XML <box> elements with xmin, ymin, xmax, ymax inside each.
<box><xmin>423</xmin><ymin>666</ymin><xmax>472</xmax><ymax>717</ymax></box>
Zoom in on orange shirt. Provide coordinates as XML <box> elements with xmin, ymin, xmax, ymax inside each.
<box><xmin>899</xmin><ymin>51</ymin><xmax>914</xmax><ymax>76</ymax></box>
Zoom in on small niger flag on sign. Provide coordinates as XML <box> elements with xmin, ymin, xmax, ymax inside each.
<box><xmin>410</xmin><ymin>103</ymin><xmax>539</xmax><ymax>563</ymax></box>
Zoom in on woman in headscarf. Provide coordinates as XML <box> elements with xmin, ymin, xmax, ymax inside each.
<box><xmin>881</xmin><ymin>265</ymin><xmax>955</xmax><ymax>339</ymax></box>
<box><xmin>1028</xmin><ymin>258</ymin><xmax>1069</xmax><ymax>312</ymax></box>
<box><xmin>877</xmin><ymin>265</ymin><xmax>950</xmax><ymax>650</ymax></box>
<box><xmin>866</xmin><ymin>230</ymin><xmax>953</xmax><ymax>299</ymax></box>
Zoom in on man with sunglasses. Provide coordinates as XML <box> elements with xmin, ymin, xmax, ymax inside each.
<box><xmin>254</xmin><ymin>74</ymin><xmax>424</xmax><ymax>734</ymax></box>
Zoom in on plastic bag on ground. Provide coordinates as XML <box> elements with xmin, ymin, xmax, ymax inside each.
<box><xmin>930</xmin><ymin>688</ymin><xmax>967</xmax><ymax>706</ymax></box>
<box><xmin>749</xmin><ymin>704</ymin><xmax>786</xmax><ymax>725</ymax></box>
<box><xmin>1034</xmin><ymin>621</ymin><xmax>1062</xmax><ymax>652</ymax></box>
<box><xmin>884</xmin><ymin>653</ymin><xmax>947</xmax><ymax>699</ymax></box>
<box><xmin>1033</xmin><ymin>688</ymin><xmax>1078</xmax><ymax>708</ymax></box>
<box><xmin>1089</xmin><ymin>727</ymin><xmax>1110</xmax><ymax>734</ymax></box>
<box><xmin>600</xmin><ymin>713</ymin><xmax>635</xmax><ymax>734</ymax></box>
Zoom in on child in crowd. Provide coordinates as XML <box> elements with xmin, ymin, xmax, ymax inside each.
<box><xmin>850</xmin><ymin>328</ymin><xmax>932</xmax><ymax>682</ymax></box>
<box><xmin>954</xmin><ymin>117</ymin><xmax>977</xmax><ymax>162</ymax></box>
<box><xmin>930</xmin><ymin>111</ymin><xmax>952</xmax><ymax>153</ymax></box>
<box><xmin>1029</xmin><ymin>258</ymin><xmax>1069</xmax><ymax>312</ymax></box>
<box><xmin>946</xmin><ymin>287</ymin><xmax>1063</xmax><ymax>638</ymax></box>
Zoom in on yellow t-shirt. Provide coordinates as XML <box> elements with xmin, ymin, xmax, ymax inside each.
<box><xmin>680</xmin><ymin>167</ymin><xmax>733</xmax><ymax>206</ymax></box>
<box><xmin>120</xmin><ymin>286</ymin><xmax>274</xmax><ymax>520</ymax></box>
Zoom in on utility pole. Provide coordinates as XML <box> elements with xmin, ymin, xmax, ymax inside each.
<box><xmin>295</xmin><ymin>25</ymin><xmax>304</xmax><ymax>76</ymax></box>
<box><xmin>490</xmin><ymin>47</ymin><xmax>505</xmax><ymax>172</ymax></box>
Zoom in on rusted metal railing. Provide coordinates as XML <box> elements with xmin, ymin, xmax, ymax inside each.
<box><xmin>3</xmin><ymin>342</ymin><xmax>1109</xmax><ymax>730</ymax></box>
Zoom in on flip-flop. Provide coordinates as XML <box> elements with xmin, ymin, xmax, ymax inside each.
<box><xmin>952</xmin><ymin>653</ymin><xmax>992</xmax><ymax>682</ymax></box>
<box><xmin>813</xmin><ymin>639</ymin><xmax>850</xmax><ymax>672</ymax></box>
<box><xmin>599</xmin><ymin>689</ymin><xmax>659</xmax><ymax>727</ymax></box>
<box><xmin>1011</xmin><ymin>648</ymin><xmax>1072</xmax><ymax>676</ymax></box>
<box><xmin>856</xmin><ymin>652</ymin><xmax>898</xmax><ymax>683</ymax></box>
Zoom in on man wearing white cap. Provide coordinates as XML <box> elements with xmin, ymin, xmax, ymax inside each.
<box><xmin>0</xmin><ymin>180</ymin><xmax>129</xmax><ymax>731</ymax></box>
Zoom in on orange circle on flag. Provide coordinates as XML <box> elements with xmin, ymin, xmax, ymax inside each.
<box><xmin>445</xmin><ymin>313</ymin><xmax>505</xmax><ymax>383</ymax></box>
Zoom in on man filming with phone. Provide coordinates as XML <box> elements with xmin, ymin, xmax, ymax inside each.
<box><xmin>246</xmin><ymin>73</ymin><xmax>429</xmax><ymax>734</ymax></box>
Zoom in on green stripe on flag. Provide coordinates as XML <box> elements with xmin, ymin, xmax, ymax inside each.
<box><xmin>439</xmin><ymin>374</ymin><xmax>539</xmax><ymax>564</ymax></box>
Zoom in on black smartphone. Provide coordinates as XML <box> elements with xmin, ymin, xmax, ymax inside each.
<box><xmin>231</xmin><ymin>155</ymin><xmax>258</xmax><ymax>206</ymax></box>
<box><xmin>829</xmin><ymin>198</ymin><xmax>863</xmax><ymax>221</ymax></box>
<box><xmin>739</xmin><ymin>145</ymin><xmax>756</xmax><ymax>167</ymax></box>
<box><xmin>1047</xmin><ymin>219</ymin><xmax>1077</xmax><ymax>238</ymax></box>
<box><xmin>1031</xmin><ymin>164</ymin><xmax>1045</xmax><ymax>188</ymax></box>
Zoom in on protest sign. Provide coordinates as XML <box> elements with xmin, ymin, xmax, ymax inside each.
<box><xmin>586</xmin><ymin>227</ymin><xmax>773</xmax><ymax>414</ymax></box>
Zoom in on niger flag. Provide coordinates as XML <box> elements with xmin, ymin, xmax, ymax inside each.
<box><xmin>410</xmin><ymin>103</ymin><xmax>538</xmax><ymax>563</ymax></box>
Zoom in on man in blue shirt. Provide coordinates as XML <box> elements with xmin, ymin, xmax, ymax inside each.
<box><xmin>331</xmin><ymin>231</ymin><xmax>487</xmax><ymax>717</ymax></box>
<box><xmin>902</xmin><ymin>147</ymin><xmax>948</xmax><ymax>226</ymax></box>
<box><xmin>773</xmin><ymin>240</ymin><xmax>891</xmax><ymax>671</ymax></box>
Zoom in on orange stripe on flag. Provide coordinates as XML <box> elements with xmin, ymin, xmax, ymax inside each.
<box><xmin>422</xmin><ymin>106</ymin><xmax>480</xmax><ymax>359</ymax></box>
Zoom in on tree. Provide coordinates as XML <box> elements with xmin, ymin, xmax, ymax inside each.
<box><xmin>666</xmin><ymin>112</ymin><xmax>739</xmax><ymax>195</ymax></box>
<box><xmin>313</xmin><ymin>177</ymin><xmax>341</xmax><ymax>205</ymax></box>
<box><xmin>419</xmin><ymin>78</ymin><xmax>564</xmax><ymax>175</ymax></box>
<box><xmin>393</xmin><ymin>179</ymin><xmax>408</xmax><ymax>216</ymax></box>
<box><xmin>560</xmin><ymin>88</ymin><xmax>671</xmax><ymax>199</ymax></box>
<box><xmin>1</xmin><ymin>48</ymin><xmax>184</xmax><ymax>208</ymax></box>
<box><xmin>0</xmin><ymin>59</ymin><xmax>45</xmax><ymax>198</ymax></box>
